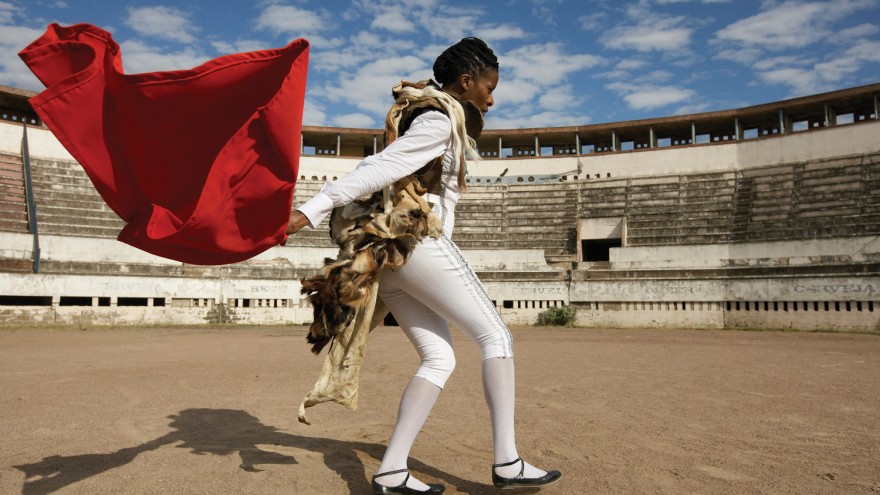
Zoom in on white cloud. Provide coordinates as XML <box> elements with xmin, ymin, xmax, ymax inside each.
<box><xmin>370</xmin><ymin>10</ymin><xmax>416</xmax><ymax>33</ymax></box>
<box><xmin>814</xmin><ymin>39</ymin><xmax>880</xmax><ymax>83</ymax></box>
<box><xmin>321</xmin><ymin>55</ymin><xmax>431</xmax><ymax>121</ymax></box>
<box><xmin>492</xmin><ymin>78</ymin><xmax>541</xmax><ymax>106</ymax></box>
<box><xmin>537</xmin><ymin>84</ymin><xmax>581</xmax><ymax>112</ymax></box>
<box><xmin>503</xmin><ymin>43</ymin><xmax>604</xmax><ymax>86</ymax></box>
<box><xmin>673</xmin><ymin>101</ymin><xmax>713</xmax><ymax>116</ymax></box>
<box><xmin>310</xmin><ymin>31</ymin><xmax>417</xmax><ymax>74</ymax></box>
<box><xmin>714</xmin><ymin>47</ymin><xmax>762</xmax><ymax>64</ymax></box>
<box><xmin>476</xmin><ymin>25</ymin><xmax>528</xmax><ymax>43</ymax></box>
<box><xmin>714</xmin><ymin>0</ymin><xmax>877</xmax><ymax>51</ymax></box>
<box><xmin>602</xmin><ymin>17</ymin><xmax>693</xmax><ymax>52</ymax></box>
<box><xmin>757</xmin><ymin>67</ymin><xmax>825</xmax><ymax>95</ymax></box>
<box><xmin>754</xmin><ymin>38</ymin><xmax>880</xmax><ymax>97</ymax></box>
<box><xmin>642</xmin><ymin>70</ymin><xmax>675</xmax><ymax>83</ymax></box>
<box><xmin>606</xmin><ymin>82</ymin><xmax>697</xmax><ymax>110</ymax></box>
<box><xmin>594</xmin><ymin>69</ymin><xmax>632</xmax><ymax>80</ymax></box>
<box><xmin>753</xmin><ymin>55</ymin><xmax>812</xmax><ymax>71</ymax></box>
<box><xmin>124</xmin><ymin>6</ymin><xmax>198</xmax><ymax>44</ymax></box>
<box><xmin>118</xmin><ymin>39</ymin><xmax>210</xmax><ymax>74</ymax></box>
<box><xmin>828</xmin><ymin>22</ymin><xmax>880</xmax><ymax>44</ymax></box>
<box><xmin>0</xmin><ymin>24</ymin><xmax>46</xmax><ymax>90</ymax></box>
<box><xmin>302</xmin><ymin>96</ymin><xmax>327</xmax><ymax>127</ymax></box>
<box><xmin>529</xmin><ymin>0</ymin><xmax>564</xmax><ymax>26</ymax></box>
<box><xmin>0</xmin><ymin>1</ymin><xmax>20</xmax><ymax>24</ymax></box>
<box><xmin>616</xmin><ymin>59</ymin><xmax>648</xmax><ymax>70</ymax></box>
<box><xmin>255</xmin><ymin>4</ymin><xmax>327</xmax><ymax>38</ymax></box>
<box><xmin>578</xmin><ymin>12</ymin><xmax>608</xmax><ymax>32</ymax></box>
<box><xmin>332</xmin><ymin>113</ymin><xmax>376</xmax><ymax>128</ymax></box>
<box><xmin>210</xmin><ymin>39</ymin><xmax>269</xmax><ymax>55</ymax></box>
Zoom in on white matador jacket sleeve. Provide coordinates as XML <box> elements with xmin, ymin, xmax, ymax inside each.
<box><xmin>297</xmin><ymin>80</ymin><xmax>482</xmax><ymax>424</ymax></box>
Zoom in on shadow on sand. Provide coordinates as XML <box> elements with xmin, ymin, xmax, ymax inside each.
<box><xmin>13</xmin><ymin>408</ymin><xmax>493</xmax><ymax>495</ymax></box>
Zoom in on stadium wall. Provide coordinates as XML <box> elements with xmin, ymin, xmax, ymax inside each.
<box><xmin>1</xmin><ymin>84</ymin><xmax>878</xmax><ymax>331</ymax></box>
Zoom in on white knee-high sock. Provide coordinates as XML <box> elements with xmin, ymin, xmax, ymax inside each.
<box><xmin>375</xmin><ymin>376</ymin><xmax>441</xmax><ymax>489</ymax></box>
<box><xmin>482</xmin><ymin>357</ymin><xmax>547</xmax><ymax>478</ymax></box>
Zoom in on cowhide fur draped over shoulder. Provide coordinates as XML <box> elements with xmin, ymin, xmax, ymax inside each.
<box><xmin>298</xmin><ymin>80</ymin><xmax>480</xmax><ymax>424</ymax></box>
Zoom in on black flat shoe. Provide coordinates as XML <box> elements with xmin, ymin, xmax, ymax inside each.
<box><xmin>371</xmin><ymin>469</ymin><xmax>445</xmax><ymax>495</ymax></box>
<box><xmin>492</xmin><ymin>458</ymin><xmax>562</xmax><ymax>489</ymax></box>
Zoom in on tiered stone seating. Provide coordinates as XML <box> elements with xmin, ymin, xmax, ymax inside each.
<box><xmin>625</xmin><ymin>173</ymin><xmax>736</xmax><ymax>246</ymax></box>
<box><xmin>579</xmin><ymin>179</ymin><xmax>628</xmax><ymax>218</ymax></box>
<box><xmin>13</xmin><ymin>151</ymin><xmax>880</xmax><ymax>267</ymax></box>
<box><xmin>452</xmin><ymin>185</ymin><xmax>505</xmax><ymax>248</ymax></box>
<box><xmin>454</xmin><ymin>183</ymin><xmax>578</xmax><ymax>255</ymax></box>
<box><xmin>730</xmin><ymin>155</ymin><xmax>880</xmax><ymax>242</ymax></box>
<box><xmin>505</xmin><ymin>183</ymin><xmax>578</xmax><ymax>254</ymax></box>
<box><xmin>289</xmin><ymin>179</ymin><xmax>335</xmax><ymax>249</ymax></box>
<box><xmin>587</xmin><ymin>152</ymin><xmax>880</xmax><ymax>248</ymax></box>
<box><xmin>0</xmin><ymin>153</ymin><xmax>28</xmax><ymax>233</ymax></box>
<box><xmin>28</xmin><ymin>156</ymin><xmax>123</xmax><ymax>238</ymax></box>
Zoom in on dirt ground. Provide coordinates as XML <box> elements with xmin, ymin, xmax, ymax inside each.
<box><xmin>1</xmin><ymin>325</ymin><xmax>878</xmax><ymax>495</ymax></box>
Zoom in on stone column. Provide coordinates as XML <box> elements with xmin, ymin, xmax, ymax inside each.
<box><xmin>873</xmin><ymin>92</ymin><xmax>879</xmax><ymax>120</ymax></box>
<box><xmin>824</xmin><ymin>103</ymin><xmax>837</xmax><ymax>126</ymax></box>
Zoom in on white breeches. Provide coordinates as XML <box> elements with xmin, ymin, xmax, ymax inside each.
<box><xmin>378</xmin><ymin>232</ymin><xmax>514</xmax><ymax>389</ymax></box>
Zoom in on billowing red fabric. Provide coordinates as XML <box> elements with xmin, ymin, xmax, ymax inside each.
<box><xmin>19</xmin><ymin>23</ymin><xmax>309</xmax><ymax>265</ymax></box>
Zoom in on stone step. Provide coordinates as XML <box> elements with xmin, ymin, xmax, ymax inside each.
<box><xmin>29</xmin><ymin>160</ymin><xmax>88</xmax><ymax>174</ymax></box>
<box><xmin>626</xmin><ymin>205</ymin><xmax>732</xmax><ymax>216</ymax></box>
<box><xmin>0</xmin><ymin>184</ymin><xmax>26</xmax><ymax>198</ymax></box>
<box><xmin>36</xmin><ymin>222</ymin><xmax>119</xmax><ymax>238</ymax></box>
<box><xmin>454</xmin><ymin>222</ymin><xmax>505</xmax><ymax>230</ymax></box>
<box><xmin>580</xmin><ymin>208</ymin><xmax>626</xmax><ymax>217</ymax></box>
<box><xmin>38</xmin><ymin>205</ymin><xmax>121</xmax><ymax>221</ymax></box>
<box><xmin>627</xmin><ymin>216</ymin><xmax>736</xmax><ymax>228</ymax></box>
<box><xmin>0</xmin><ymin>203</ymin><xmax>28</xmax><ymax>218</ymax></box>
<box><xmin>453</xmin><ymin>228</ymin><xmax>505</xmax><ymax>237</ymax></box>
<box><xmin>32</xmin><ymin>182</ymin><xmax>102</xmax><ymax>196</ymax></box>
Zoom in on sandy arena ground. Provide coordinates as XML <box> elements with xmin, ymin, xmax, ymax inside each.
<box><xmin>1</xmin><ymin>325</ymin><xmax>878</xmax><ymax>495</ymax></box>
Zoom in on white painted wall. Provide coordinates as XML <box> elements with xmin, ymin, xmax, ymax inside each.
<box><xmin>608</xmin><ymin>236</ymin><xmax>880</xmax><ymax>269</ymax></box>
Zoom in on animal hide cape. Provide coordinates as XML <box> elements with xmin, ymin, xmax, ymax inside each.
<box><xmin>298</xmin><ymin>80</ymin><xmax>481</xmax><ymax>424</ymax></box>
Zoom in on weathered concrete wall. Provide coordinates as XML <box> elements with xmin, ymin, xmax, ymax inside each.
<box><xmin>3</xmin><ymin>119</ymin><xmax>879</xmax><ymax>331</ymax></box>
<box><xmin>569</xmin><ymin>276</ymin><xmax>879</xmax><ymax>331</ymax></box>
<box><xmin>608</xmin><ymin>236</ymin><xmax>880</xmax><ymax>269</ymax></box>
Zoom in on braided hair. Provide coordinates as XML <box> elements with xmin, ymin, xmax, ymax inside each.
<box><xmin>433</xmin><ymin>37</ymin><xmax>499</xmax><ymax>86</ymax></box>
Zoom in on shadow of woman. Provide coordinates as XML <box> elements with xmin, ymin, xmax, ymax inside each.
<box><xmin>13</xmin><ymin>408</ymin><xmax>488</xmax><ymax>495</ymax></box>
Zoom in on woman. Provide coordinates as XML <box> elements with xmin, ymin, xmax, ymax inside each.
<box><xmin>287</xmin><ymin>38</ymin><xmax>561</xmax><ymax>494</ymax></box>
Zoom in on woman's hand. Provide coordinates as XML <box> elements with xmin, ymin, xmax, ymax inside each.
<box><xmin>286</xmin><ymin>210</ymin><xmax>310</xmax><ymax>235</ymax></box>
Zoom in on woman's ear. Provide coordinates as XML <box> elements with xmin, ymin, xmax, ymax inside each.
<box><xmin>459</xmin><ymin>72</ymin><xmax>473</xmax><ymax>89</ymax></box>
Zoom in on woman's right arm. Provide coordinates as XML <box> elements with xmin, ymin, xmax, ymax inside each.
<box><xmin>294</xmin><ymin>111</ymin><xmax>452</xmax><ymax>229</ymax></box>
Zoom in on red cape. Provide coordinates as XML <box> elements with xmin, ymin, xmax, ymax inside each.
<box><xmin>19</xmin><ymin>23</ymin><xmax>308</xmax><ymax>265</ymax></box>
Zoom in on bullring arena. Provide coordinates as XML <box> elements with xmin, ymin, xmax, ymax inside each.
<box><xmin>1</xmin><ymin>83</ymin><xmax>879</xmax><ymax>494</ymax></box>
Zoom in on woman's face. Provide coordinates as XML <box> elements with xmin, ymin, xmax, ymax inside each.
<box><xmin>460</xmin><ymin>68</ymin><xmax>498</xmax><ymax>114</ymax></box>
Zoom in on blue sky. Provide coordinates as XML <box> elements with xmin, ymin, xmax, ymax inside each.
<box><xmin>2</xmin><ymin>0</ymin><xmax>879</xmax><ymax>130</ymax></box>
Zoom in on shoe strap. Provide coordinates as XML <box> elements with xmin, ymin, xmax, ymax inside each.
<box><xmin>373</xmin><ymin>468</ymin><xmax>410</xmax><ymax>481</ymax></box>
<box><xmin>492</xmin><ymin>457</ymin><xmax>524</xmax><ymax>476</ymax></box>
